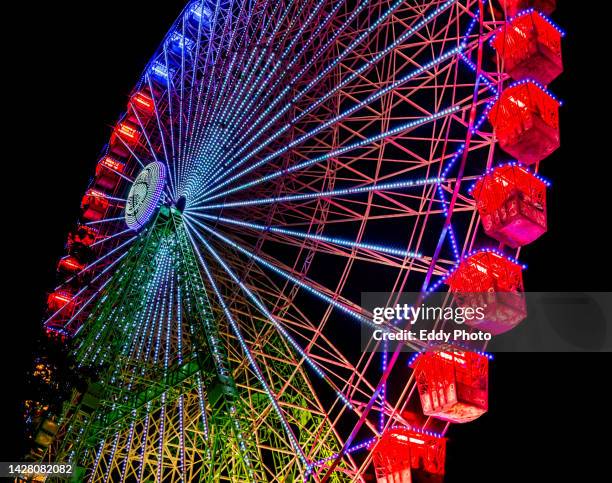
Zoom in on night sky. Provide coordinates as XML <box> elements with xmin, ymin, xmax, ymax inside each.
<box><xmin>4</xmin><ymin>1</ymin><xmax>610</xmax><ymax>480</ymax></box>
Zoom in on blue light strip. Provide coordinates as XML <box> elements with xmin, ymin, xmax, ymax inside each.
<box><xmin>161</xmin><ymin>42</ymin><xmax>178</xmax><ymax>192</ymax></box>
<box><xmin>408</xmin><ymin>348</ymin><xmax>493</xmax><ymax>368</ymax></box>
<box><xmin>146</xmin><ymin>75</ymin><xmax>179</xmax><ymax>200</ymax></box>
<box><xmin>101</xmin><ymin>194</ymin><xmax>128</xmax><ymax>203</ymax></box>
<box><xmin>467</xmin><ymin>160</ymin><xmax>552</xmax><ymax>194</ymax></box>
<box><xmin>108</xmin><ymin>128</ymin><xmax>146</xmax><ymax>170</ymax></box>
<box><xmin>85</xmin><ymin>216</ymin><xmax>125</xmax><ymax>226</ymax></box>
<box><xmin>101</xmin><ymin>433</ymin><xmax>120</xmax><ymax>483</ymax></box>
<box><xmin>430</xmin><ymin>47</ymin><xmax>500</xmax><ymax>264</ymax></box>
<box><xmin>196</xmin><ymin>375</ymin><xmax>211</xmax><ymax>459</ymax></box>
<box><xmin>309</xmin><ymin>437</ymin><xmax>377</xmax><ymax>469</ymax></box>
<box><xmin>89</xmin><ymin>441</ymin><xmax>105</xmax><ymax>482</ymax></box>
<box><xmin>489</xmin><ymin>7</ymin><xmax>566</xmax><ymax>46</ymax></box>
<box><xmin>127</xmin><ymin>97</ymin><xmax>176</xmax><ymax>201</ymax></box>
<box><xmin>379</xmin><ymin>342</ymin><xmax>387</xmax><ymax>434</ymax></box>
<box><xmin>175</xmin><ymin>17</ymin><xmax>188</xmax><ymax>208</ymax></box>
<box><xmin>189</xmin><ymin>212</ymin><xmax>423</xmax><ymax>259</ymax></box>
<box><xmin>90</xmin><ymin>228</ymin><xmax>134</xmax><ymax>247</ymax></box>
<box><xmin>136</xmin><ymin>403</ymin><xmax>152</xmax><ymax>481</ymax></box>
<box><xmin>70</xmin><ymin>235</ymin><xmax>138</xmax><ymax>284</ymax></box>
<box><xmin>505</xmin><ymin>78</ymin><xmax>563</xmax><ymax>105</ymax></box>
<box><xmin>156</xmin><ymin>394</ymin><xmax>166</xmax><ymax>482</ymax></box>
<box><xmin>193</xmin><ymin>175</ymin><xmax>445</xmax><ymax>211</ymax></box>
<box><xmin>119</xmin><ymin>415</ymin><xmax>136</xmax><ymax>481</ymax></box>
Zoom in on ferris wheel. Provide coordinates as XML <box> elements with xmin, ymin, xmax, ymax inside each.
<box><xmin>30</xmin><ymin>0</ymin><xmax>564</xmax><ymax>481</ymax></box>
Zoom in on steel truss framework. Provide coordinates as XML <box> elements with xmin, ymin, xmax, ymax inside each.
<box><xmin>40</xmin><ymin>0</ymin><xmax>521</xmax><ymax>480</ymax></box>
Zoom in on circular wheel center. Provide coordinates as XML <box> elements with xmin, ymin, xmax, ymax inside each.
<box><xmin>125</xmin><ymin>161</ymin><xmax>166</xmax><ymax>229</ymax></box>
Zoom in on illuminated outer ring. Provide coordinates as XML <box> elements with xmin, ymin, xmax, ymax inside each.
<box><xmin>125</xmin><ymin>161</ymin><xmax>166</xmax><ymax>229</ymax></box>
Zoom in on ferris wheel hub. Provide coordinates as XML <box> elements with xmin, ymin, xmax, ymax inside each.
<box><xmin>125</xmin><ymin>161</ymin><xmax>166</xmax><ymax>229</ymax></box>
<box><xmin>174</xmin><ymin>195</ymin><xmax>187</xmax><ymax>213</ymax></box>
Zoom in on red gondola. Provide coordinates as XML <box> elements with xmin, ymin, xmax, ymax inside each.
<box><xmin>57</xmin><ymin>256</ymin><xmax>85</xmax><ymax>275</ymax></box>
<box><xmin>488</xmin><ymin>80</ymin><xmax>560</xmax><ymax>164</ymax></box>
<box><xmin>81</xmin><ymin>189</ymin><xmax>109</xmax><ymax>222</ymax></box>
<box><xmin>371</xmin><ymin>426</ymin><xmax>446</xmax><ymax>482</ymax></box>
<box><xmin>95</xmin><ymin>155</ymin><xmax>126</xmax><ymax>191</ymax></box>
<box><xmin>472</xmin><ymin>163</ymin><xmax>547</xmax><ymax>247</ymax></box>
<box><xmin>47</xmin><ymin>290</ymin><xmax>75</xmax><ymax>314</ymax></box>
<box><xmin>111</xmin><ymin>121</ymin><xmax>141</xmax><ymax>148</ymax></box>
<box><xmin>492</xmin><ymin>10</ymin><xmax>563</xmax><ymax>85</ymax></box>
<box><xmin>130</xmin><ymin>91</ymin><xmax>155</xmax><ymax>122</ymax></box>
<box><xmin>446</xmin><ymin>250</ymin><xmax>527</xmax><ymax>334</ymax></box>
<box><xmin>410</xmin><ymin>350</ymin><xmax>488</xmax><ymax>423</ymax></box>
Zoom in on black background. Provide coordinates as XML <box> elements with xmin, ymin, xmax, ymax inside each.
<box><xmin>3</xmin><ymin>1</ymin><xmax>610</xmax><ymax>480</ymax></box>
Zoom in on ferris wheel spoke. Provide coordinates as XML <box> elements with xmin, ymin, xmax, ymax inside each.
<box><xmin>161</xmin><ymin>46</ymin><xmax>179</xmax><ymax>191</ymax></box>
<box><xmin>76</xmin><ymin>235</ymin><xmax>138</xmax><ymax>278</ymax></box>
<box><xmin>202</xmin><ymin>0</ymin><xmax>289</xmax><ymax>136</ymax></box>
<box><xmin>189</xmin><ymin>211</ymin><xmax>425</xmax><ymax>260</ymax></box>
<box><xmin>187</xmin><ymin>227</ymin><xmax>310</xmax><ymax>468</ymax></box>
<box><xmin>182</xmin><ymin>0</ymin><xmax>251</xmax><ymax>175</ymax></box>
<box><xmin>187</xmin><ymin>218</ymin><xmax>359</xmax><ymax>411</ymax></box>
<box><xmin>190</xmin><ymin>174</ymin><xmax>444</xmax><ymax>212</ymax></box>
<box><xmin>146</xmin><ymin>74</ymin><xmax>179</xmax><ymax>199</ymax></box>
<box><xmin>205</xmin><ymin>40</ymin><xmax>463</xmax><ymax>200</ymax></box>
<box><xmin>174</xmin><ymin>18</ymin><xmax>189</xmax><ymax>197</ymax></box>
<box><xmin>183</xmin><ymin>2</ymin><xmax>207</xmax><ymax>165</ymax></box>
<box><xmin>198</xmin><ymin>0</ymin><xmax>459</xmax><ymax>196</ymax></box>
<box><xmin>84</xmin><ymin>216</ymin><xmax>125</xmax><ymax>226</ymax></box>
<box><xmin>90</xmin><ymin>228</ymin><xmax>134</xmax><ymax>247</ymax></box>
<box><xmin>54</xmin><ymin>269</ymin><xmax>115</xmax><ymax>339</ymax></box>
<box><xmin>198</xmin><ymin>0</ymin><xmax>329</xmax><ymax>177</ymax></box>
<box><xmin>51</xmin><ymin>235</ymin><xmax>137</xmax><ymax>296</ymax></box>
<box><xmin>111</xmin><ymin>131</ymin><xmax>147</xmax><ymax>170</ymax></box>
<box><xmin>128</xmin><ymin>98</ymin><xmax>162</xmax><ymax>167</ymax></box>
<box><xmin>96</xmin><ymin>194</ymin><xmax>126</xmax><ymax>204</ymax></box>
<box><xmin>104</xmin><ymin>163</ymin><xmax>136</xmax><ymax>185</ymax></box>
<box><xmin>183</xmin><ymin>0</ymin><xmax>280</xmax><ymax>191</ymax></box>
<box><xmin>184</xmin><ymin>215</ymin><xmax>372</xmax><ymax>328</ymax></box>
<box><xmin>192</xmin><ymin>105</ymin><xmax>459</xmax><ymax>207</ymax></box>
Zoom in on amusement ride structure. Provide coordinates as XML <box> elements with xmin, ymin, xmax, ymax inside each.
<box><xmin>24</xmin><ymin>0</ymin><xmax>564</xmax><ymax>480</ymax></box>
